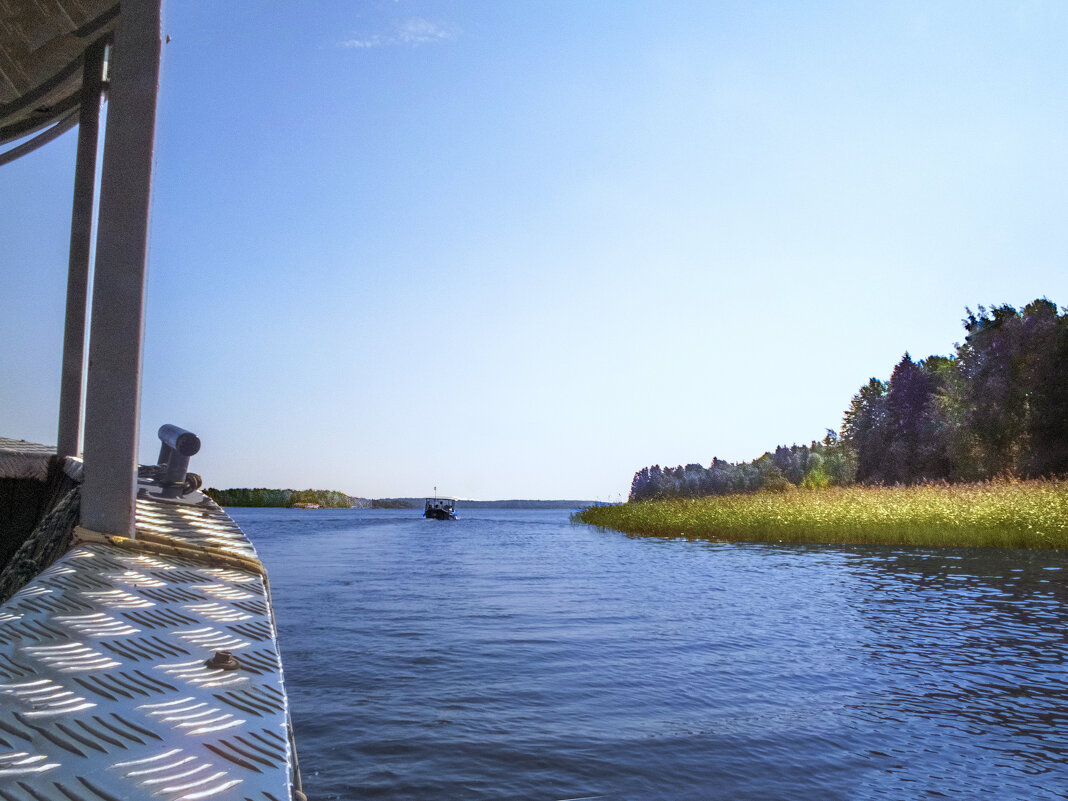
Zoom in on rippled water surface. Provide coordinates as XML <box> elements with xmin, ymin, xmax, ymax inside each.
<box><xmin>229</xmin><ymin>507</ymin><xmax>1068</xmax><ymax>800</ymax></box>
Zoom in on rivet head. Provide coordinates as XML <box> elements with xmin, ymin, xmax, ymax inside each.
<box><xmin>206</xmin><ymin>650</ymin><xmax>240</xmax><ymax>671</ymax></box>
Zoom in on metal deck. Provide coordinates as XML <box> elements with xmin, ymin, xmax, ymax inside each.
<box><xmin>0</xmin><ymin>443</ymin><xmax>295</xmax><ymax>800</ymax></box>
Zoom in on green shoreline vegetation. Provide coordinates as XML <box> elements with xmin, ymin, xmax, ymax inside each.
<box><xmin>585</xmin><ymin>300</ymin><xmax>1068</xmax><ymax>549</ymax></box>
<box><xmin>576</xmin><ymin>480</ymin><xmax>1068</xmax><ymax>550</ymax></box>
<box><xmin>204</xmin><ymin>488</ymin><xmax>355</xmax><ymax>508</ymax></box>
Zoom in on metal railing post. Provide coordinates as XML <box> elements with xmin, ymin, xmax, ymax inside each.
<box><xmin>80</xmin><ymin>1</ymin><xmax>162</xmax><ymax>537</ymax></box>
<box><xmin>57</xmin><ymin>38</ymin><xmax>107</xmax><ymax>459</ymax></box>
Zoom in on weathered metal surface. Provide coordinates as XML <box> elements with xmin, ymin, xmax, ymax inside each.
<box><xmin>56</xmin><ymin>38</ymin><xmax>107</xmax><ymax>460</ymax></box>
<box><xmin>0</xmin><ymin>468</ymin><xmax>294</xmax><ymax>800</ymax></box>
<box><xmin>79</xmin><ymin>0</ymin><xmax>161</xmax><ymax>539</ymax></box>
<box><xmin>0</xmin><ymin>437</ymin><xmax>56</xmax><ymax>481</ymax></box>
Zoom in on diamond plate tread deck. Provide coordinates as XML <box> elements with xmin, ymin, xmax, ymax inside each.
<box><xmin>132</xmin><ymin>493</ymin><xmax>258</xmax><ymax>564</ymax></box>
<box><xmin>0</xmin><ymin>472</ymin><xmax>294</xmax><ymax>799</ymax></box>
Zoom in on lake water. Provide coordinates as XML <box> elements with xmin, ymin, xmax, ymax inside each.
<box><xmin>229</xmin><ymin>507</ymin><xmax>1068</xmax><ymax>800</ymax></box>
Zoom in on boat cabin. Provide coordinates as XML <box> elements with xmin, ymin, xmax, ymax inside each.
<box><xmin>424</xmin><ymin>497</ymin><xmax>457</xmax><ymax>520</ymax></box>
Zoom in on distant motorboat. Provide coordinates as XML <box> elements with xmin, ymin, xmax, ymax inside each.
<box><xmin>424</xmin><ymin>496</ymin><xmax>457</xmax><ymax>520</ymax></box>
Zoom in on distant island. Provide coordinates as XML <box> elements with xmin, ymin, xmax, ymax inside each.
<box><xmin>204</xmin><ymin>488</ymin><xmax>593</xmax><ymax>510</ymax></box>
<box><xmin>204</xmin><ymin>488</ymin><xmax>355</xmax><ymax>508</ymax></box>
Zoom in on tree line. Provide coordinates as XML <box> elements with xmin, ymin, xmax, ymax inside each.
<box><xmin>629</xmin><ymin>299</ymin><xmax>1068</xmax><ymax>502</ymax></box>
<box><xmin>204</xmin><ymin>487</ymin><xmax>355</xmax><ymax>508</ymax></box>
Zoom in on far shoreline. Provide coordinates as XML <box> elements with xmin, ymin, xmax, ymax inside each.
<box><xmin>211</xmin><ymin>492</ymin><xmax>596</xmax><ymax>511</ymax></box>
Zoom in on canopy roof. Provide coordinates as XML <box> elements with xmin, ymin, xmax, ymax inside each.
<box><xmin>0</xmin><ymin>1</ymin><xmax>118</xmax><ymax>144</ymax></box>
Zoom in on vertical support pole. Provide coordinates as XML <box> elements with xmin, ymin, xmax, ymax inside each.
<box><xmin>57</xmin><ymin>39</ymin><xmax>107</xmax><ymax>459</ymax></box>
<box><xmin>81</xmin><ymin>1</ymin><xmax>162</xmax><ymax>537</ymax></box>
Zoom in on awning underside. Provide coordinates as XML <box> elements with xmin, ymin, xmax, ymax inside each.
<box><xmin>0</xmin><ymin>1</ymin><xmax>119</xmax><ymax>145</ymax></box>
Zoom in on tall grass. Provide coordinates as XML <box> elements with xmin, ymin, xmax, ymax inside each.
<box><xmin>575</xmin><ymin>479</ymin><xmax>1068</xmax><ymax>549</ymax></box>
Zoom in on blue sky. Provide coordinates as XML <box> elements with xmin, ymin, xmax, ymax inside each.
<box><xmin>3</xmin><ymin>1</ymin><xmax>1067</xmax><ymax>500</ymax></box>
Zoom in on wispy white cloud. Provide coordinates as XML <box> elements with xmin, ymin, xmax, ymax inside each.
<box><xmin>342</xmin><ymin>18</ymin><xmax>457</xmax><ymax>49</ymax></box>
<box><xmin>342</xmin><ymin>33</ymin><xmax>386</xmax><ymax>49</ymax></box>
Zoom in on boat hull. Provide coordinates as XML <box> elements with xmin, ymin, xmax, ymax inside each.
<box><xmin>424</xmin><ymin>508</ymin><xmax>456</xmax><ymax>520</ymax></box>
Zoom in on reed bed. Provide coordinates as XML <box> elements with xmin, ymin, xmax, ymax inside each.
<box><xmin>575</xmin><ymin>479</ymin><xmax>1068</xmax><ymax>549</ymax></box>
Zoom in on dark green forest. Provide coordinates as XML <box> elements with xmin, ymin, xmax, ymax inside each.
<box><xmin>629</xmin><ymin>299</ymin><xmax>1068</xmax><ymax>502</ymax></box>
<box><xmin>204</xmin><ymin>487</ymin><xmax>355</xmax><ymax>508</ymax></box>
